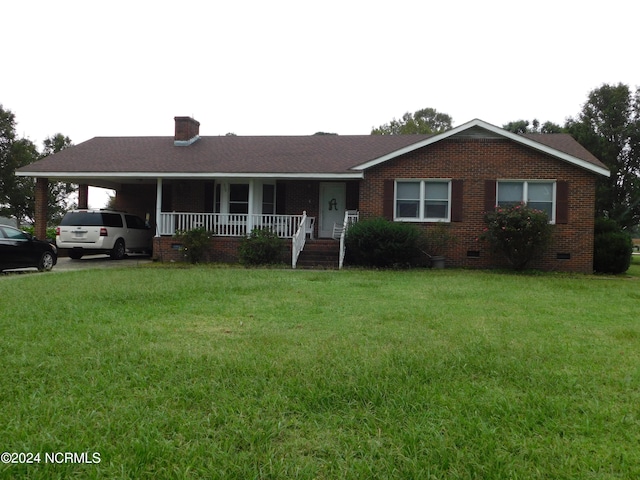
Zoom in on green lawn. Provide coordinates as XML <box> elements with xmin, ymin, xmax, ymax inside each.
<box><xmin>1</xmin><ymin>259</ymin><xmax>640</xmax><ymax>479</ymax></box>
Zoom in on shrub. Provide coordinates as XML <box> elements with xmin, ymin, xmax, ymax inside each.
<box><xmin>593</xmin><ymin>218</ymin><xmax>632</xmax><ymax>274</ymax></box>
<box><xmin>345</xmin><ymin>218</ymin><xmax>421</xmax><ymax>268</ymax></box>
<box><xmin>482</xmin><ymin>204</ymin><xmax>552</xmax><ymax>271</ymax></box>
<box><xmin>238</xmin><ymin>228</ymin><xmax>285</xmax><ymax>266</ymax></box>
<box><xmin>175</xmin><ymin>228</ymin><xmax>211</xmax><ymax>263</ymax></box>
<box><xmin>21</xmin><ymin>226</ymin><xmax>57</xmax><ymax>242</ymax></box>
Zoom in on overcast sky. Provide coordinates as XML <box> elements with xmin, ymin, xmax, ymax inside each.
<box><xmin>3</xmin><ymin>0</ymin><xmax>638</xmax><ymax>147</ymax></box>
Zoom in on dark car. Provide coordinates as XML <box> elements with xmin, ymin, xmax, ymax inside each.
<box><xmin>0</xmin><ymin>225</ymin><xmax>58</xmax><ymax>273</ymax></box>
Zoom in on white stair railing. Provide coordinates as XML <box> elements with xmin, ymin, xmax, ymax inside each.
<box><xmin>291</xmin><ymin>211</ymin><xmax>307</xmax><ymax>269</ymax></box>
<box><xmin>338</xmin><ymin>210</ymin><xmax>359</xmax><ymax>269</ymax></box>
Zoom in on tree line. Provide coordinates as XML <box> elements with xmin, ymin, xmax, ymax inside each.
<box><xmin>0</xmin><ymin>105</ymin><xmax>75</xmax><ymax>227</ymax></box>
<box><xmin>371</xmin><ymin>84</ymin><xmax>640</xmax><ymax>230</ymax></box>
<box><xmin>2</xmin><ymin>83</ymin><xmax>639</xmax><ymax>231</ymax></box>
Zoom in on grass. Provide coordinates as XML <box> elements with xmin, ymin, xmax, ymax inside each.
<box><xmin>1</xmin><ymin>258</ymin><xmax>640</xmax><ymax>479</ymax></box>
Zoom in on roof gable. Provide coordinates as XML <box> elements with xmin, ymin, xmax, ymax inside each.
<box><xmin>352</xmin><ymin>119</ymin><xmax>610</xmax><ymax>177</ymax></box>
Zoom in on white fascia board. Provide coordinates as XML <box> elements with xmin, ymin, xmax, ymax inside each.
<box><xmin>352</xmin><ymin>118</ymin><xmax>610</xmax><ymax>177</ymax></box>
<box><xmin>16</xmin><ymin>171</ymin><xmax>364</xmax><ymax>180</ymax></box>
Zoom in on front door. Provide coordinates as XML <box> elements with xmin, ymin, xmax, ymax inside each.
<box><xmin>319</xmin><ymin>182</ymin><xmax>346</xmax><ymax>238</ymax></box>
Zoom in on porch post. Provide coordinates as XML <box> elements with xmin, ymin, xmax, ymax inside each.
<box><xmin>247</xmin><ymin>179</ymin><xmax>255</xmax><ymax>233</ymax></box>
<box><xmin>77</xmin><ymin>184</ymin><xmax>89</xmax><ymax>209</ymax></box>
<box><xmin>35</xmin><ymin>177</ymin><xmax>48</xmax><ymax>239</ymax></box>
<box><xmin>155</xmin><ymin>178</ymin><xmax>162</xmax><ymax>237</ymax></box>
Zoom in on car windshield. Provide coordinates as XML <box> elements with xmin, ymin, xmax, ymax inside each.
<box><xmin>60</xmin><ymin>212</ymin><xmax>123</xmax><ymax>228</ymax></box>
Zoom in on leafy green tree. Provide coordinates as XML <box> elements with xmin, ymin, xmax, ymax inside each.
<box><xmin>40</xmin><ymin>133</ymin><xmax>76</xmax><ymax>224</ymax></box>
<box><xmin>502</xmin><ymin>119</ymin><xmax>564</xmax><ymax>134</ymax></box>
<box><xmin>371</xmin><ymin>107</ymin><xmax>453</xmax><ymax>135</ymax></box>
<box><xmin>565</xmin><ymin>83</ymin><xmax>640</xmax><ymax>229</ymax></box>
<box><xmin>0</xmin><ymin>105</ymin><xmax>39</xmax><ymax>226</ymax></box>
<box><xmin>0</xmin><ymin>105</ymin><xmax>76</xmax><ymax>226</ymax></box>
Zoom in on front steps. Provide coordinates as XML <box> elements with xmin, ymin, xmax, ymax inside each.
<box><xmin>295</xmin><ymin>239</ymin><xmax>340</xmax><ymax>269</ymax></box>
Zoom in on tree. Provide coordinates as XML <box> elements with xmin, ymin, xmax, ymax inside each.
<box><xmin>0</xmin><ymin>105</ymin><xmax>39</xmax><ymax>226</ymax></box>
<box><xmin>502</xmin><ymin>119</ymin><xmax>564</xmax><ymax>134</ymax></box>
<box><xmin>371</xmin><ymin>107</ymin><xmax>453</xmax><ymax>135</ymax></box>
<box><xmin>0</xmin><ymin>105</ymin><xmax>76</xmax><ymax>226</ymax></box>
<box><xmin>565</xmin><ymin>83</ymin><xmax>640</xmax><ymax>229</ymax></box>
<box><xmin>40</xmin><ymin>133</ymin><xmax>76</xmax><ymax>225</ymax></box>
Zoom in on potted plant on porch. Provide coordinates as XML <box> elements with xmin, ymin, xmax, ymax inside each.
<box><xmin>422</xmin><ymin>222</ymin><xmax>454</xmax><ymax>268</ymax></box>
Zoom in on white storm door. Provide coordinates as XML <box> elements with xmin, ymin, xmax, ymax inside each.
<box><xmin>319</xmin><ymin>182</ymin><xmax>346</xmax><ymax>238</ymax></box>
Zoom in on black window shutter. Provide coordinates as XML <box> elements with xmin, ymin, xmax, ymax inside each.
<box><xmin>484</xmin><ymin>180</ymin><xmax>496</xmax><ymax>212</ymax></box>
<box><xmin>383</xmin><ymin>180</ymin><xmax>394</xmax><ymax>220</ymax></box>
<box><xmin>556</xmin><ymin>181</ymin><xmax>569</xmax><ymax>224</ymax></box>
<box><xmin>451</xmin><ymin>180</ymin><xmax>463</xmax><ymax>222</ymax></box>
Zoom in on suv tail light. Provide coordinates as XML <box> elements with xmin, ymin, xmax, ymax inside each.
<box><xmin>100</xmin><ymin>228</ymin><xmax>108</xmax><ymax>236</ymax></box>
<box><xmin>55</xmin><ymin>227</ymin><xmax>60</xmax><ymax>236</ymax></box>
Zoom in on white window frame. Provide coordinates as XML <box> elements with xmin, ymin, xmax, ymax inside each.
<box><xmin>496</xmin><ymin>180</ymin><xmax>556</xmax><ymax>224</ymax></box>
<box><xmin>214</xmin><ymin>180</ymin><xmax>276</xmax><ymax>215</ymax></box>
<box><xmin>394</xmin><ymin>179</ymin><xmax>452</xmax><ymax>222</ymax></box>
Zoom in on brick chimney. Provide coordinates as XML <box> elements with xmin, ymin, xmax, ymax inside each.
<box><xmin>174</xmin><ymin>116</ymin><xmax>200</xmax><ymax>146</ymax></box>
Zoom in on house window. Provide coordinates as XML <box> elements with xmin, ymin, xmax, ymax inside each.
<box><xmin>229</xmin><ymin>184</ymin><xmax>249</xmax><ymax>214</ymax></box>
<box><xmin>262</xmin><ymin>184</ymin><xmax>275</xmax><ymax>214</ymax></box>
<box><xmin>395</xmin><ymin>180</ymin><xmax>451</xmax><ymax>221</ymax></box>
<box><xmin>497</xmin><ymin>181</ymin><xmax>555</xmax><ymax>221</ymax></box>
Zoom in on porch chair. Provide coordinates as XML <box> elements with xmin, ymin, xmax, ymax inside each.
<box><xmin>305</xmin><ymin>217</ymin><xmax>315</xmax><ymax>239</ymax></box>
<box><xmin>331</xmin><ymin>222</ymin><xmax>343</xmax><ymax>240</ymax></box>
<box><xmin>332</xmin><ymin>210</ymin><xmax>357</xmax><ymax>240</ymax></box>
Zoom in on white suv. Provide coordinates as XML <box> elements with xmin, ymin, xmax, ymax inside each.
<box><xmin>56</xmin><ymin>210</ymin><xmax>153</xmax><ymax>260</ymax></box>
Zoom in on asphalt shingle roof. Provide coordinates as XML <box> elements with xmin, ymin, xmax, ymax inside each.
<box><xmin>20</xmin><ymin>135</ymin><xmax>434</xmax><ymax>174</ymax></box>
<box><xmin>17</xmin><ymin>125</ymin><xmax>607</xmax><ymax>176</ymax></box>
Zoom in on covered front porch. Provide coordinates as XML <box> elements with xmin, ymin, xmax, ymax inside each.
<box><xmin>122</xmin><ymin>177</ymin><xmax>360</xmax><ymax>267</ymax></box>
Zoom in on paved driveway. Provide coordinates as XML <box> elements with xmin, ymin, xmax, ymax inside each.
<box><xmin>53</xmin><ymin>254</ymin><xmax>153</xmax><ymax>272</ymax></box>
<box><xmin>2</xmin><ymin>254</ymin><xmax>152</xmax><ymax>276</ymax></box>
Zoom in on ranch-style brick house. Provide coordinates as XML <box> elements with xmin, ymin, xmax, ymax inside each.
<box><xmin>17</xmin><ymin>116</ymin><xmax>609</xmax><ymax>272</ymax></box>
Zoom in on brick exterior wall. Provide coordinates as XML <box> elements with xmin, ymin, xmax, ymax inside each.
<box><xmin>153</xmin><ymin>236</ymin><xmax>290</xmax><ymax>264</ymax></box>
<box><xmin>111</xmin><ymin>139</ymin><xmax>599</xmax><ymax>272</ymax></box>
<box><xmin>359</xmin><ymin>138</ymin><xmax>598</xmax><ymax>273</ymax></box>
<box><xmin>114</xmin><ymin>183</ymin><xmax>157</xmax><ymax>229</ymax></box>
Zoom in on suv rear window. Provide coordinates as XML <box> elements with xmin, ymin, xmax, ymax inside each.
<box><xmin>60</xmin><ymin>212</ymin><xmax>123</xmax><ymax>228</ymax></box>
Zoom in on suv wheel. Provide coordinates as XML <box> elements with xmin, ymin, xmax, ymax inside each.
<box><xmin>110</xmin><ymin>239</ymin><xmax>126</xmax><ymax>260</ymax></box>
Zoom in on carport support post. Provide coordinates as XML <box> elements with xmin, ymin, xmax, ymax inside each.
<box><xmin>78</xmin><ymin>184</ymin><xmax>89</xmax><ymax>209</ymax></box>
<box><xmin>35</xmin><ymin>177</ymin><xmax>48</xmax><ymax>240</ymax></box>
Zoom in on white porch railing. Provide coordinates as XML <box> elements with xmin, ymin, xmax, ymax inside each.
<box><xmin>338</xmin><ymin>210</ymin><xmax>359</xmax><ymax>269</ymax></box>
<box><xmin>158</xmin><ymin>212</ymin><xmax>304</xmax><ymax>238</ymax></box>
